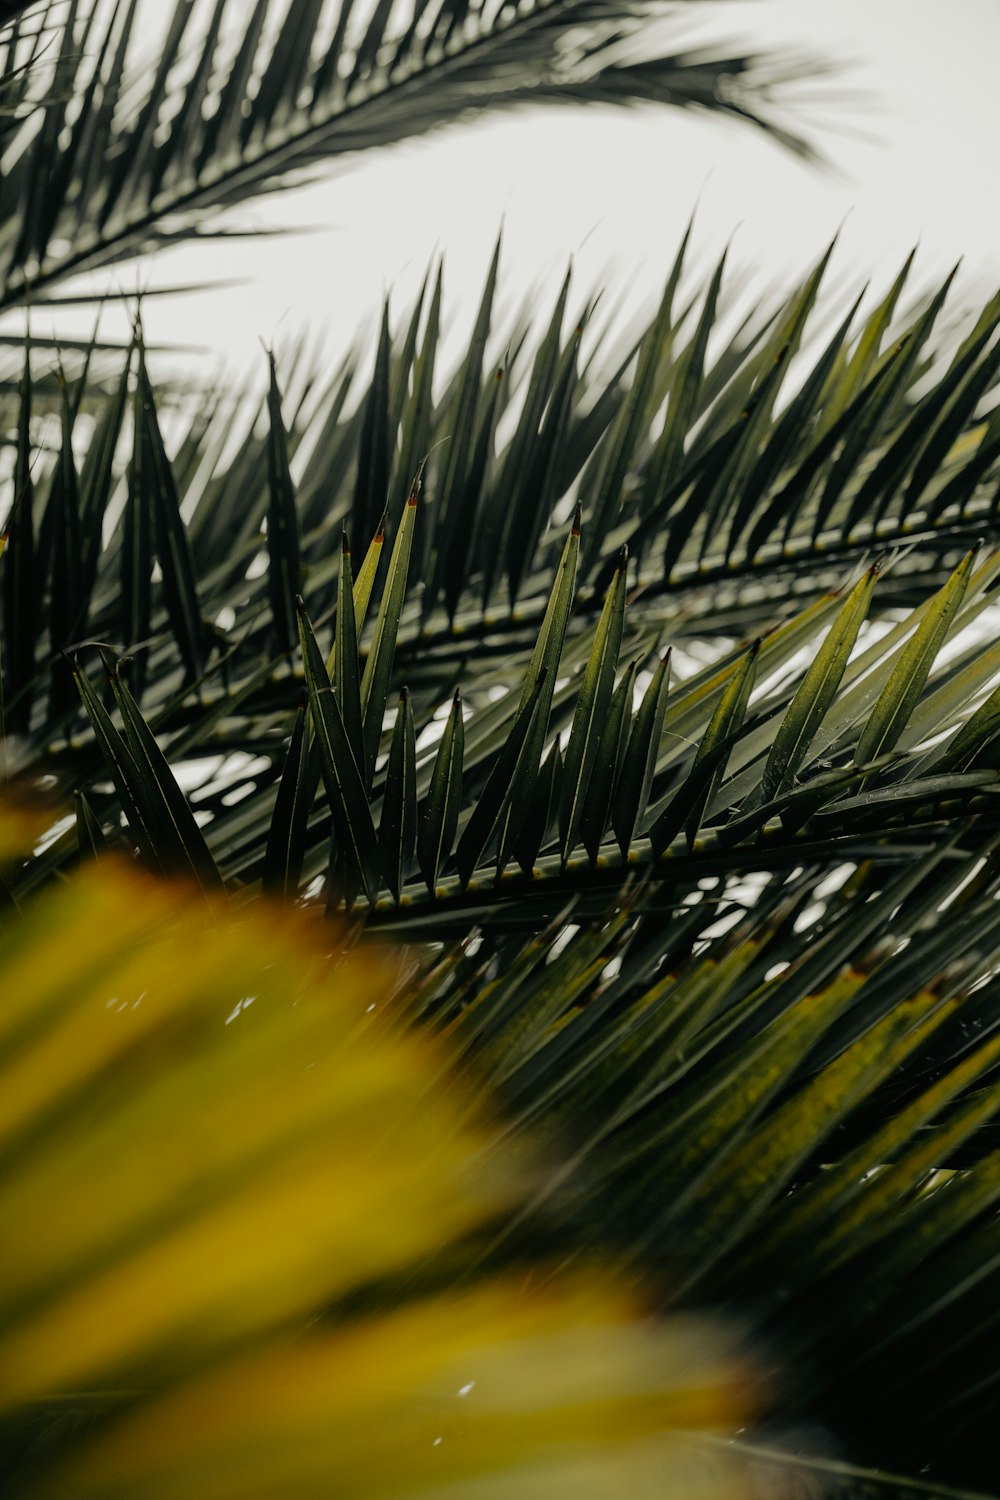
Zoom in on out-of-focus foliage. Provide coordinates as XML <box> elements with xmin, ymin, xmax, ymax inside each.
<box><xmin>0</xmin><ymin>0</ymin><xmax>815</xmax><ymax>311</ymax></box>
<box><xmin>0</xmin><ymin>834</ymin><xmax>763</xmax><ymax>1500</ymax></box>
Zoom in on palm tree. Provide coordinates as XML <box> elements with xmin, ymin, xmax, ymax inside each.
<box><xmin>5</xmin><ymin>3</ymin><xmax>1000</xmax><ymax>1497</ymax></box>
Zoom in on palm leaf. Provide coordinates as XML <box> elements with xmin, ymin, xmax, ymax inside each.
<box><xmin>10</xmin><ymin>234</ymin><xmax>1000</xmax><ymax>1497</ymax></box>
<box><xmin>0</xmin><ymin>0</ymin><xmax>818</xmax><ymax>311</ymax></box>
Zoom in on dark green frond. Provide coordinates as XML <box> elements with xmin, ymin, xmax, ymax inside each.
<box><xmin>8</xmin><ymin>238</ymin><xmax>1000</xmax><ymax>1495</ymax></box>
<box><xmin>0</xmin><ymin>0</ymin><xmax>819</xmax><ymax>310</ymax></box>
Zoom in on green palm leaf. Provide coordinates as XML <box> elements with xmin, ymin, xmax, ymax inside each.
<box><xmin>9</xmin><ymin>186</ymin><xmax>1000</xmax><ymax>1498</ymax></box>
<box><xmin>0</xmin><ymin>0</ymin><xmax>818</xmax><ymax>311</ymax></box>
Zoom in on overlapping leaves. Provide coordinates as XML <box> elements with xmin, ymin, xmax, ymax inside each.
<box><xmin>6</xmin><ymin>235</ymin><xmax>1000</xmax><ymax>1500</ymax></box>
<box><xmin>0</xmin><ymin>0</ymin><xmax>812</xmax><ymax>311</ymax></box>
<box><xmin>3</xmin><ymin>241</ymin><xmax>1000</xmax><ymax>924</ymax></box>
<box><xmin>396</xmin><ymin>833</ymin><xmax>1000</xmax><ymax>1489</ymax></box>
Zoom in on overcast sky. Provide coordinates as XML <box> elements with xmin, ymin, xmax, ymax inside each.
<box><xmin>77</xmin><ymin>0</ymin><xmax>1000</xmax><ymax>369</ymax></box>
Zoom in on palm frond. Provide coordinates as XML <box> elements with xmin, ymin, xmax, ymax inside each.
<box><xmin>5</xmin><ymin>246</ymin><xmax>1000</xmax><ymax>923</ymax></box>
<box><xmin>0</xmin><ymin>0</ymin><xmax>818</xmax><ymax>310</ymax></box>
<box><xmin>8</xmin><ymin>243</ymin><xmax>1000</xmax><ymax>1496</ymax></box>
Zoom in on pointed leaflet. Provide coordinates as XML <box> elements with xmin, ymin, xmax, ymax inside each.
<box><xmin>900</xmin><ymin>629</ymin><xmax>1000</xmax><ymax>766</ymax></box>
<box><xmin>121</xmin><ymin>364</ymin><xmax>153</xmax><ymax>684</ymax></box>
<box><xmin>296</xmin><ymin>522</ymin><xmax>382</xmax><ymax>865</ymax></box>
<box><xmin>484</xmin><ymin>264</ymin><xmax>570</xmax><ymax>596</ymax></box>
<box><xmin>265</xmin><ymin>352</ymin><xmax>302</xmax><ymax>657</ymax></box>
<box><xmin>716</xmin><ymin>764</ymin><xmax>873</xmax><ymax>848</ymax></box>
<box><xmin>80</xmin><ymin>341</ymin><xmax>132</xmax><ymax>602</ymax></box>
<box><xmin>296</xmin><ymin>598</ymin><xmax>382</xmax><ymax>904</ymax></box>
<box><xmin>429</xmin><ymin>234</ymin><xmax>500</xmax><ymax>610</ymax></box>
<box><xmin>493</xmin><ymin>511</ymin><xmax>581</xmax><ymax>863</ymax></box>
<box><xmin>758</xmin><ymin>564</ymin><xmax>879</xmax><ymax>803</ymax></box>
<box><xmin>136</xmin><ymin>354</ymin><xmax>205</xmax><ymax>681</ymax></box>
<box><xmin>804</xmin><ymin>772</ymin><xmax>1000</xmax><ymax>834</ymax></box>
<box><xmin>683</xmin><ymin>641</ymin><xmax>760</xmax><ymax>846</ymax></box>
<box><xmin>455</xmin><ymin>672</ymin><xmax>547</xmax><ymax>889</ymax></box>
<box><xmin>352</xmin><ymin>299</ymin><xmax>391</xmax><ymax>549</ymax></box>
<box><xmin>647</xmin><ymin>736</ymin><xmax>726</xmax><ymax>859</ymax></box>
<box><xmin>394</xmin><ymin>262</ymin><xmax>441</xmax><ymax>527</ymax></box>
<box><xmin>351</xmin><ymin>511</ymin><xmax>386</xmax><ymax>634</ymax></box>
<box><xmin>443</xmin><ymin>363</ymin><xmax>504</xmax><ymax>623</ymax></box>
<box><xmin>612</xmin><ymin>649</ymin><xmax>672</xmax><ymax>856</ymax></box>
<box><xmin>108</xmin><ymin>668</ymin><xmax>225</xmax><ymax>899</ymax></box>
<box><xmin>581</xmin><ymin>662</ymin><xmax>637</xmax><ymax>863</ymax></box>
<box><xmin>380</xmin><ymin>688</ymin><xmax>417</xmax><ymax>903</ymax></box>
<box><xmin>335</xmin><ymin>530</ymin><xmax>364</xmax><ymax>771</ymax></box>
<box><xmin>417</xmin><ymin>689</ymin><xmax>464</xmax><ymax>893</ymax></box>
<box><xmin>73</xmin><ymin>661</ymin><xmax>174</xmax><ymax>882</ymax></box>
<box><xmin>641</xmin><ymin>249</ymin><xmax>727</xmax><ymax>517</ymax></box>
<box><xmin>388</xmin><ymin>268</ymin><xmax>427</xmax><ymax>437</ymax></box>
<box><xmin>506</xmin><ymin>325</ymin><xmax>581</xmax><ymax>603</ymax></box>
<box><xmin>583</xmin><ymin>254</ymin><xmax>684</xmax><ymax>565</ymax></box>
<box><xmin>662</xmin><ymin>342</ymin><xmax>794</xmax><ymax>581</ymax></box>
<box><xmin>854</xmin><ymin>549</ymin><xmax>976</xmax><ymax>770</ymax></box>
<box><xmin>360</xmin><ymin>479</ymin><xmax>419</xmax><ymax>789</ymax></box>
<box><xmin>49</xmin><ymin>365</ymin><xmax>82</xmax><ymax>654</ymax></box>
<box><xmin>73</xmin><ymin>791</ymin><xmax>108</xmax><ymax>860</ymax></box>
<box><xmin>515</xmin><ymin>737</ymin><xmax>565</xmax><ymax>873</ymax></box>
<box><xmin>519</xmin><ymin>508</ymin><xmax>581</xmax><ymax>715</ymax></box>
<box><xmin>262</xmin><ymin>693</ymin><xmax>311</xmax><ymax>901</ymax></box>
<box><xmin>560</xmin><ymin>551</ymin><xmax>628</xmax><ymax>863</ymax></box>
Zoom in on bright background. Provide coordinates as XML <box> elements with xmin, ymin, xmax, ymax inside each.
<box><xmin>55</xmin><ymin>0</ymin><xmax>1000</xmax><ymax>369</ymax></box>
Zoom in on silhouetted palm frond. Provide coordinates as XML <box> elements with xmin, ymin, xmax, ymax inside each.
<box><xmin>0</xmin><ymin>0</ymin><xmax>817</xmax><ymax>310</ymax></box>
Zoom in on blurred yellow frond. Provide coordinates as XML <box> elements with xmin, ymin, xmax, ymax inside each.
<box><xmin>0</xmin><ymin>845</ymin><xmax>764</xmax><ymax>1498</ymax></box>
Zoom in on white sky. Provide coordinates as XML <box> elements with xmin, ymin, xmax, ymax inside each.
<box><xmin>58</xmin><ymin>0</ymin><xmax>1000</xmax><ymax>369</ymax></box>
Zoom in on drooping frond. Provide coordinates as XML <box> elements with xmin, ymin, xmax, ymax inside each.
<box><xmin>0</xmin><ymin>0</ymin><xmax>816</xmax><ymax>311</ymax></box>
